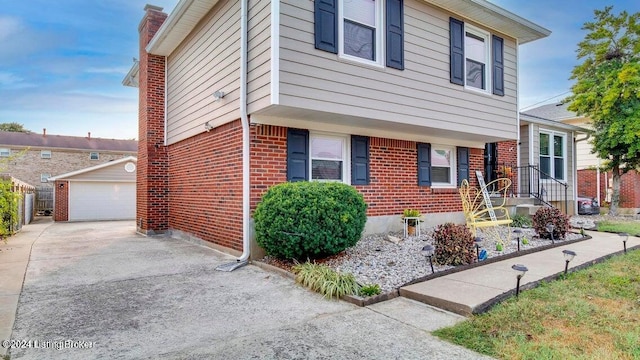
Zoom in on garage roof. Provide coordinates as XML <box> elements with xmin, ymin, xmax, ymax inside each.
<box><xmin>49</xmin><ymin>156</ymin><xmax>137</xmax><ymax>181</ymax></box>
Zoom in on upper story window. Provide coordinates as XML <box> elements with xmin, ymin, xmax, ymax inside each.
<box><xmin>0</xmin><ymin>148</ymin><xmax>10</xmax><ymax>157</ymax></box>
<box><xmin>41</xmin><ymin>150</ymin><xmax>52</xmax><ymax>159</ymax></box>
<box><xmin>90</xmin><ymin>152</ymin><xmax>99</xmax><ymax>160</ymax></box>
<box><xmin>340</xmin><ymin>0</ymin><xmax>382</xmax><ymax>65</ymax></box>
<box><xmin>314</xmin><ymin>0</ymin><xmax>404</xmax><ymax>70</ymax></box>
<box><xmin>539</xmin><ymin>131</ymin><xmax>566</xmax><ymax>181</ymax></box>
<box><xmin>464</xmin><ymin>26</ymin><xmax>490</xmax><ymax>91</ymax></box>
<box><xmin>450</xmin><ymin>17</ymin><xmax>504</xmax><ymax>96</ymax></box>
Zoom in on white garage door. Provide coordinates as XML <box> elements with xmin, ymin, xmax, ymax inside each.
<box><xmin>69</xmin><ymin>182</ymin><xmax>135</xmax><ymax>221</ymax></box>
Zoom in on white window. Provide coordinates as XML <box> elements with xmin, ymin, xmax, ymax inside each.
<box><xmin>310</xmin><ymin>133</ymin><xmax>349</xmax><ymax>182</ymax></box>
<box><xmin>465</xmin><ymin>25</ymin><xmax>490</xmax><ymax>92</ymax></box>
<box><xmin>90</xmin><ymin>152</ymin><xmax>99</xmax><ymax>160</ymax></box>
<box><xmin>339</xmin><ymin>0</ymin><xmax>383</xmax><ymax>65</ymax></box>
<box><xmin>41</xmin><ymin>150</ymin><xmax>52</xmax><ymax>159</ymax></box>
<box><xmin>41</xmin><ymin>173</ymin><xmax>51</xmax><ymax>183</ymax></box>
<box><xmin>431</xmin><ymin>145</ymin><xmax>456</xmax><ymax>187</ymax></box>
<box><xmin>539</xmin><ymin>131</ymin><xmax>566</xmax><ymax>181</ymax></box>
<box><xmin>0</xmin><ymin>148</ymin><xmax>9</xmax><ymax>157</ymax></box>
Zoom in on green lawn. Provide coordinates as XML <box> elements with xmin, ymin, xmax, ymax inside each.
<box><xmin>597</xmin><ymin>221</ymin><xmax>640</xmax><ymax>236</ymax></box>
<box><xmin>433</xmin><ymin>250</ymin><xmax>640</xmax><ymax>360</ymax></box>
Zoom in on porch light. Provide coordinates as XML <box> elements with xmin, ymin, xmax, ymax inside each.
<box><xmin>546</xmin><ymin>223</ymin><xmax>555</xmax><ymax>244</ymax></box>
<box><xmin>511</xmin><ymin>264</ymin><xmax>528</xmax><ymax>298</ymax></box>
<box><xmin>513</xmin><ymin>229</ymin><xmax>522</xmax><ymax>252</ymax></box>
<box><xmin>619</xmin><ymin>232</ymin><xmax>629</xmax><ymax>254</ymax></box>
<box><xmin>562</xmin><ymin>250</ymin><xmax>576</xmax><ymax>275</ymax></box>
<box><xmin>422</xmin><ymin>245</ymin><xmax>435</xmax><ymax>273</ymax></box>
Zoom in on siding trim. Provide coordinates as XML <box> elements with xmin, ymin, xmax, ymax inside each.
<box><xmin>271</xmin><ymin>0</ymin><xmax>280</xmax><ymax>104</ymax></box>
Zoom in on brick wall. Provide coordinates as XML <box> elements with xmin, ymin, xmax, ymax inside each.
<box><xmin>137</xmin><ymin>5</ymin><xmax>169</xmax><ymax>234</ymax></box>
<box><xmin>496</xmin><ymin>140</ymin><xmax>518</xmax><ymax>193</ymax></box>
<box><xmin>248</xmin><ymin>126</ymin><xmax>484</xmax><ymax>217</ymax></box>
<box><xmin>168</xmin><ymin>120</ymin><xmax>244</xmax><ymax>251</ymax></box>
<box><xmin>53</xmin><ymin>180</ymin><xmax>69</xmax><ymax>221</ymax></box>
<box><xmin>619</xmin><ymin>171</ymin><xmax>640</xmax><ymax>209</ymax></box>
<box><xmin>578</xmin><ymin>169</ymin><xmax>640</xmax><ymax>209</ymax></box>
<box><xmin>2</xmin><ymin>148</ymin><xmax>133</xmax><ymax>188</ymax></box>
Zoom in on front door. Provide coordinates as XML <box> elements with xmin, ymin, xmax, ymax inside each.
<box><xmin>484</xmin><ymin>142</ymin><xmax>498</xmax><ymax>183</ymax></box>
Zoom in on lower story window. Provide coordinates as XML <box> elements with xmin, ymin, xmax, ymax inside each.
<box><xmin>431</xmin><ymin>145</ymin><xmax>456</xmax><ymax>186</ymax></box>
<box><xmin>310</xmin><ymin>134</ymin><xmax>347</xmax><ymax>181</ymax></box>
<box><xmin>539</xmin><ymin>131</ymin><xmax>565</xmax><ymax>181</ymax></box>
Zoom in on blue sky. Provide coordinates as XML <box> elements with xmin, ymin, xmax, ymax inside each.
<box><xmin>1</xmin><ymin>1</ymin><xmax>638</xmax><ymax>139</ymax></box>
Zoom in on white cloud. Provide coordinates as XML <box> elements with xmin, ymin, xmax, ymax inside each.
<box><xmin>0</xmin><ymin>16</ymin><xmax>22</xmax><ymax>41</ymax></box>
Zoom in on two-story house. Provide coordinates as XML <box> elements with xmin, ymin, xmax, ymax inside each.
<box><xmin>125</xmin><ymin>0</ymin><xmax>550</xmax><ymax>260</ymax></box>
<box><xmin>0</xmin><ymin>130</ymin><xmax>137</xmax><ymax>213</ymax></box>
<box><xmin>524</xmin><ymin>102</ymin><xmax>640</xmax><ymax>215</ymax></box>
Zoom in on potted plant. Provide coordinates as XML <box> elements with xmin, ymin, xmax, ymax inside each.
<box><xmin>402</xmin><ymin>209</ymin><xmax>422</xmax><ymax>236</ymax></box>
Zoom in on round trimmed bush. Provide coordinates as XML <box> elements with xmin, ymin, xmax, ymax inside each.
<box><xmin>254</xmin><ymin>181</ymin><xmax>367</xmax><ymax>260</ymax></box>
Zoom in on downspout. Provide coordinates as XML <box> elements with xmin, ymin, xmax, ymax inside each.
<box><xmin>238</xmin><ymin>0</ymin><xmax>250</xmax><ymax>263</ymax></box>
<box><xmin>515</xmin><ymin>39</ymin><xmax>520</xmax><ymax>197</ymax></box>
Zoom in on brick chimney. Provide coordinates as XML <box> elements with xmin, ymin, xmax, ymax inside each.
<box><xmin>43</xmin><ymin>128</ymin><xmax>46</xmax><ymax>137</ymax></box>
<box><xmin>137</xmin><ymin>4</ymin><xmax>168</xmax><ymax>235</ymax></box>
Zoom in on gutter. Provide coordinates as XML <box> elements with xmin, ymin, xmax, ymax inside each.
<box><xmin>215</xmin><ymin>0</ymin><xmax>249</xmax><ymax>271</ymax></box>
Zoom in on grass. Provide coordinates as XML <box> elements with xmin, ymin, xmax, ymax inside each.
<box><xmin>597</xmin><ymin>221</ymin><xmax>640</xmax><ymax>236</ymax></box>
<box><xmin>433</xmin><ymin>249</ymin><xmax>640</xmax><ymax>360</ymax></box>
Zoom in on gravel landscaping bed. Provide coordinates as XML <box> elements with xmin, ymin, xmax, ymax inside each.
<box><xmin>260</xmin><ymin>215</ymin><xmax>629</xmax><ymax>294</ymax></box>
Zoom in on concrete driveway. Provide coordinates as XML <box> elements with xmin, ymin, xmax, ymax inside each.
<box><xmin>7</xmin><ymin>220</ymin><xmax>490</xmax><ymax>359</ymax></box>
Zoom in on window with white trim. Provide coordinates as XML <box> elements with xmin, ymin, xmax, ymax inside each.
<box><xmin>90</xmin><ymin>152</ymin><xmax>99</xmax><ymax>160</ymax></box>
<box><xmin>310</xmin><ymin>133</ymin><xmax>349</xmax><ymax>182</ymax></box>
<box><xmin>41</xmin><ymin>173</ymin><xmax>51</xmax><ymax>183</ymax></box>
<box><xmin>431</xmin><ymin>145</ymin><xmax>456</xmax><ymax>187</ymax></box>
<box><xmin>465</xmin><ymin>25</ymin><xmax>490</xmax><ymax>92</ymax></box>
<box><xmin>0</xmin><ymin>148</ymin><xmax>9</xmax><ymax>157</ymax></box>
<box><xmin>339</xmin><ymin>0</ymin><xmax>383</xmax><ymax>65</ymax></box>
<box><xmin>539</xmin><ymin>131</ymin><xmax>566</xmax><ymax>181</ymax></box>
<box><xmin>41</xmin><ymin>150</ymin><xmax>52</xmax><ymax>159</ymax></box>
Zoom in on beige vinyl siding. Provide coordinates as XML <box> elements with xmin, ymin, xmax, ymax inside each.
<box><xmin>64</xmin><ymin>165</ymin><xmax>136</xmax><ymax>182</ymax></box>
<box><xmin>519</xmin><ymin>123</ymin><xmax>530</xmax><ymax>167</ymax></box>
<box><xmin>278</xmin><ymin>0</ymin><xmax>519</xmax><ymax>141</ymax></box>
<box><xmin>247</xmin><ymin>0</ymin><xmax>272</xmax><ymax>114</ymax></box>
<box><xmin>166</xmin><ymin>0</ymin><xmax>241</xmax><ymax>145</ymax></box>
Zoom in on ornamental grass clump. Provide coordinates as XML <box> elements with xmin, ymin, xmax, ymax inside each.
<box><xmin>532</xmin><ymin>207</ymin><xmax>569</xmax><ymax>240</ymax></box>
<box><xmin>254</xmin><ymin>181</ymin><xmax>367</xmax><ymax>260</ymax></box>
<box><xmin>433</xmin><ymin>222</ymin><xmax>475</xmax><ymax>266</ymax></box>
<box><xmin>291</xmin><ymin>262</ymin><xmax>360</xmax><ymax>299</ymax></box>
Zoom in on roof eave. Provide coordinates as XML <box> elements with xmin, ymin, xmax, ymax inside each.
<box><xmin>49</xmin><ymin>156</ymin><xmax>138</xmax><ymax>181</ymax></box>
<box><xmin>423</xmin><ymin>0</ymin><xmax>551</xmax><ymax>43</ymax></box>
<box><xmin>520</xmin><ymin>114</ymin><xmax>591</xmax><ymax>133</ymax></box>
<box><xmin>122</xmin><ymin>61</ymin><xmax>140</xmax><ymax>88</ymax></box>
<box><xmin>146</xmin><ymin>0</ymin><xmax>220</xmax><ymax>56</ymax></box>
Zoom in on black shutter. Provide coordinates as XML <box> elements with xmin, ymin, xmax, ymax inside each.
<box><xmin>287</xmin><ymin>129</ymin><xmax>309</xmax><ymax>182</ymax></box>
<box><xmin>351</xmin><ymin>136</ymin><xmax>370</xmax><ymax>185</ymax></box>
<box><xmin>492</xmin><ymin>35</ymin><xmax>504</xmax><ymax>96</ymax></box>
<box><xmin>457</xmin><ymin>147</ymin><xmax>469</xmax><ymax>186</ymax></box>
<box><xmin>449</xmin><ymin>17</ymin><xmax>464</xmax><ymax>85</ymax></box>
<box><xmin>417</xmin><ymin>143</ymin><xmax>431</xmax><ymax>186</ymax></box>
<box><xmin>314</xmin><ymin>0</ymin><xmax>338</xmax><ymax>54</ymax></box>
<box><xmin>385</xmin><ymin>0</ymin><xmax>404</xmax><ymax>70</ymax></box>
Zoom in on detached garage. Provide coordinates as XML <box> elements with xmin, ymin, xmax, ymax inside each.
<box><xmin>50</xmin><ymin>156</ymin><xmax>136</xmax><ymax>222</ymax></box>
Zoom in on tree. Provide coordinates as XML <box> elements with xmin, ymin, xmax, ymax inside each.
<box><xmin>0</xmin><ymin>122</ymin><xmax>30</xmax><ymax>133</ymax></box>
<box><xmin>566</xmin><ymin>6</ymin><xmax>640</xmax><ymax>215</ymax></box>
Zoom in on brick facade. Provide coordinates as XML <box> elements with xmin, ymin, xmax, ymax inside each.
<box><xmin>137</xmin><ymin>5</ymin><xmax>169</xmax><ymax>234</ymax></box>
<box><xmin>578</xmin><ymin>169</ymin><xmax>640</xmax><ymax>211</ymax></box>
<box><xmin>53</xmin><ymin>180</ymin><xmax>69</xmax><ymax>221</ymax></box>
<box><xmin>1</xmin><ymin>148</ymin><xmax>131</xmax><ymax>188</ymax></box>
<box><xmin>496</xmin><ymin>140</ymin><xmax>518</xmax><ymax>193</ymax></box>
<box><xmin>168</xmin><ymin>120</ymin><xmax>244</xmax><ymax>251</ymax></box>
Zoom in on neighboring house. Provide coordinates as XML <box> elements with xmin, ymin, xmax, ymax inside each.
<box><xmin>0</xmin><ymin>130</ymin><xmax>137</xmax><ymax>189</ymax></box>
<box><xmin>524</xmin><ymin>102</ymin><xmax>640</xmax><ymax>214</ymax></box>
<box><xmin>49</xmin><ymin>157</ymin><xmax>138</xmax><ymax>222</ymax></box>
<box><xmin>125</xmin><ymin>1</ymin><xmax>551</xmax><ymax>258</ymax></box>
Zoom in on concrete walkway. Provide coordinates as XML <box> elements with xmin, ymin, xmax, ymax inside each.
<box><xmin>3</xmin><ymin>220</ymin><xmax>489</xmax><ymax>360</ymax></box>
<box><xmin>0</xmin><ymin>217</ymin><xmax>53</xmax><ymax>355</ymax></box>
<box><xmin>401</xmin><ymin>230</ymin><xmax>640</xmax><ymax>316</ymax></box>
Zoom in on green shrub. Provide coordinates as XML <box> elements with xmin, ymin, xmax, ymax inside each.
<box><xmin>0</xmin><ymin>180</ymin><xmax>21</xmax><ymax>241</ymax></box>
<box><xmin>532</xmin><ymin>206</ymin><xmax>569</xmax><ymax>239</ymax></box>
<box><xmin>254</xmin><ymin>181</ymin><xmax>367</xmax><ymax>260</ymax></box>
<box><xmin>511</xmin><ymin>214</ymin><xmax>532</xmax><ymax>228</ymax></box>
<box><xmin>359</xmin><ymin>284</ymin><xmax>381</xmax><ymax>297</ymax></box>
<box><xmin>433</xmin><ymin>223</ymin><xmax>475</xmax><ymax>266</ymax></box>
<box><xmin>291</xmin><ymin>262</ymin><xmax>360</xmax><ymax>299</ymax></box>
